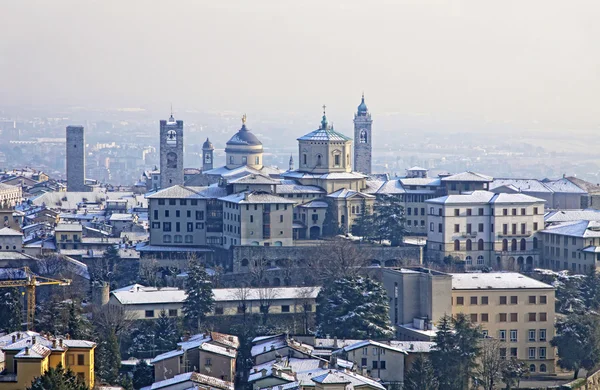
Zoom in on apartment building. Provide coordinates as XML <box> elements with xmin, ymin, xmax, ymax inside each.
<box><xmin>219</xmin><ymin>191</ymin><xmax>295</xmax><ymax>249</ymax></box>
<box><xmin>539</xmin><ymin>220</ymin><xmax>600</xmax><ymax>274</ymax></box>
<box><xmin>0</xmin><ymin>332</ymin><xmax>96</xmax><ymax>390</ymax></box>
<box><xmin>381</xmin><ymin>268</ymin><xmax>556</xmax><ymax>375</ymax></box>
<box><xmin>451</xmin><ymin>273</ymin><xmax>555</xmax><ymax>374</ymax></box>
<box><xmin>146</xmin><ymin>185</ymin><xmax>225</xmax><ymax>248</ymax></box>
<box><xmin>426</xmin><ymin>191</ymin><xmax>545</xmax><ymax>270</ymax></box>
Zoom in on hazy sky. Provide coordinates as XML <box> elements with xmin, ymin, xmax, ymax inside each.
<box><xmin>1</xmin><ymin>0</ymin><xmax>599</xmax><ymax>129</ymax></box>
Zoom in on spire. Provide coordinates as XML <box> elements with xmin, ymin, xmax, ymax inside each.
<box><xmin>321</xmin><ymin>105</ymin><xmax>328</xmax><ymax>129</ymax></box>
<box><xmin>289</xmin><ymin>154</ymin><xmax>294</xmax><ymax>171</ymax></box>
<box><xmin>241</xmin><ymin>113</ymin><xmax>248</xmax><ymax>130</ymax></box>
<box><xmin>357</xmin><ymin>93</ymin><xmax>368</xmax><ymax>116</ymax></box>
<box><xmin>169</xmin><ymin>103</ymin><xmax>175</xmax><ymax>122</ymax></box>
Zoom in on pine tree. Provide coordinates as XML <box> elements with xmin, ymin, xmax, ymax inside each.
<box><xmin>132</xmin><ymin>360</ymin><xmax>154</xmax><ymax>389</ymax></box>
<box><xmin>404</xmin><ymin>355</ymin><xmax>438</xmax><ymax>390</ymax></box>
<box><xmin>66</xmin><ymin>301</ymin><xmax>91</xmax><ymax>339</ymax></box>
<box><xmin>183</xmin><ymin>259</ymin><xmax>215</xmax><ymax>331</ymax></box>
<box><xmin>552</xmin><ymin>314</ymin><xmax>600</xmax><ymax>379</ymax></box>
<box><xmin>95</xmin><ymin>330</ymin><xmax>121</xmax><ymax>384</ymax></box>
<box><xmin>353</xmin><ymin>195</ymin><xmax>407</xmax><ymax>245</ymax></box>
<box><xmin>27</xmin><ymin>364</ymin><xmax>88</xmax><ymax>390</ymax></box>
<box><xmin>316</xmin><ymin>276</ymin><xmax>394</xmax><ymax>339</ymax></box>
<box><xmin>581</xmin><ymin>268</ymin><xmax>600</xmax><ymax>312</ymax></box>
<box><xmin>431</xmin><ymin>314</ymin><xmax>481</xmax><ymax>390</ymax></box>
<box><xmin>127</xmin><ymin>320</ymin><xmax>157</xmax><ymax>357</ymax></box>
<box><xmin>0</xmin><ymin>288</ymin><xmax>23</xmax><ymax>332</ymax></box>
<box><xmin>155</xmin><ymin>310</ymin><xmax>181</xmax><ymax>353</ymax></box>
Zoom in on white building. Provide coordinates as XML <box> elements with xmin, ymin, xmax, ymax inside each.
<box><xmin>426</xmin><ymin>191</ymin><xmax>545</xmax><ymax>269</ymax></box>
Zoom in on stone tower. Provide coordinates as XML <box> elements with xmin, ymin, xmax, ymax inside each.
<box><xmin>159</xmin><ymin>113</ymin><xmax>184</xmax><ymax>188</ymax></box>
<box><xmin>353</xmin><ymin>93</ymin><xmax>373</xmax><ymax>175</ymax></box>
<box><xmin>66</xmin><ymin>125</ymin><xmax>89</xmax><ymax>192</ymax></box>
<box><xmin>289</xmin><ymin>154</ymin><xmax>294</xmax><ymax>171</ymax></box>
<box><xmin>202</xmin><ymin>138</ymin><xmax>214</xmax><ymax>172</ymax></box>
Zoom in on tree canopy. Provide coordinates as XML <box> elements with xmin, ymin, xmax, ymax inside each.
<box><xmin>354</xmin><ymin>195</ymin><xmax>406</xmax><ymax>245</ymax></box>
<box><xmin>27</xmin><ymin>364</ymin><xmax>88</xmax><ymax>390</ymax></box>
<box><xmin>552</xmin><ymin>314</ymin><xmax>600</xmax><ymax>379</ymax></box>
<box><xmin>316</xmin><ymin>276</ymin><xmax>394</xmax><ymax>339</ymax></box>
<box><xmin>182</xmin><ymin>259</ymin><xmax>215</xmax><ymax>331</ymax></box>
<box><xmin>0</xmin><ymin>288</ymin><xmax>23</xmax><ymax>332</ymax></box>
<box><xmin>404</xmin><ymin>355</ymin><xmax>438</xmax><ymax>390</ymax></box>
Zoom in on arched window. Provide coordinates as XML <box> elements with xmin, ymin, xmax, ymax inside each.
<box><xmin>477</xmin><ymin>255</ymin><xmax>484</xmax><ymax>265</ymax></box>
<box><xmin>529</xmin><ymin>364</ymin><xmax>536</xmax><ymax>373</ymax></box>
<box><xmin>466</xmin><ymin>239</ymin><xmax>472</xmax><ymax>251</ymax></box>
<box><xmin>478</xmin><ymin>239</ymin><xmax>484</xmax><ymax>250</ymax></box>
<box><xmin>502</xmin><ymin>239</ymin><xmax>508</xmax><ymax>251</ymax></box>
<box><xmin>341</xmin><ymin>215</ymin><xmax>345</xmax><ymax>224</ymax></box>
<box><xmin>520</xmin><ymin>238</ymin><xmax>526</xmax><ymax>251</ymax></box>
<box><xmin>303</xmin><ymin>154</ymin><xmax>307</xmax><ymax>165</ymax></box>
<box><xmin>316</xmin><ymin>154</ymin><xmax>322</xmax><ymax>166</ymax></box>
<box><xmin>533</xmin><ymin>237</ymin><xmax>538</xmax><ymax>249</ymax></box>
<box><xmin>166</xmin><ymin>130</ymin><xmax>177</xmax><ymax>145</ymax></box>
<box><xmin>454</xmin><ymin>240</ymin><xmax>460</xmax><ymax>251</ymax></box>
<box><xmin>360</xmin><ymin>129</ymin><xmax>368</xmax><ymax>143</ymax></box>
<box><xmin>351</xmin><ymin>206</ymin><xmax>356</xmax><ymax>214</ymax></box>
<box><xmin>511</xmin><ymin>239</ymin><xmax>517</xmax><ymax>251</ymax></box>
<box><xmin>465</xmin><ymin>256</ymin><xmax>472</xmax><ymax>265</ymax></box>
<box><xmin>241</xmin><ymin>258</ymin><xmax>249</xmax><ymax>267</ymax></box>
<box><xmin>540</xmin><ymin>364</ymin><xmax>547</xmax><ymax>373</ymax></box>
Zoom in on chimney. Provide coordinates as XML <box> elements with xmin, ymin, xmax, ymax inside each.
<box><xmin>52</xmin><ymin>339</ymin><xmax>57</xmax><ymax>348</ymax></box>
<box><xmin>410</xmin><ymin>344</ymin><xmax>414</xmax><ymax>351</ymax></box>
<box><xmin>228</xmin><ymin>336</ymin><xmax>234</xmax><ymax>342</ymax></box>
<box><xmin>333</xmin><ymin>336</ymin><xmax>338</xmax><ymax>349</ymax></box>
<box><xmin>177</xmin><ymin>345</ymin><xmax>183</xmax><ymax>351</ymax></box>
<box><xmin>11</xmin><ymin>335</ymin><xmax>16</xmax><ymax>343</ymax></box>
<box><xmin>24</xmin><ymin>347</ymin><xmax>29</xmax><ymax>356</ymax></box>
<box><xmin>32</xmin><ymin>337</ymin><xmax>36</xmax><ymax>345</ymax></box>
<box><xmin>66</xmin><ymin>334</ymin><xmax>71</xmax><ymax>340</ymax></box>
<box><xmin>16</xmin><ymin>332</ymin><xmax>21</xmax><ymax>340</ymax></box>
<box><xmin>59</xmin><ymin>339</ymin><xmax>63</xmax><ymax>347</ymax></box>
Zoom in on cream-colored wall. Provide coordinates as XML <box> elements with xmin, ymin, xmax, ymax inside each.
<box><xmin>452</xmin><ymin>288</ymin><xmax>555</xmax><ymax>374</ymax></box>
<box><xmin>541</xmin><ymin>232</ymin><xmax>600</xmax><ymax>274</ymax></box>
<box><xmin>298</xmin><ymin>140</ymin><xmax>352</xmax><ymax>174</ymax></box>
<box><xmin>226</xmin><ymin>144</ymin><xmax>263</xmax><ymax>170</ymax></box>
<box><xmin>345</xmin><ymin>346</ymin><xmax>405</xmax><ymax>383</ymax></box>
<box><xmin>154</xmin><ymin>355</ymin><xmax>182</xmax><ymax>381</ymax></box>
<box><xmin>198</xmin><ymin>350</ymin><xmax>235</xmax><ymax>382</ymax></box>
<box><xmin>149</xmin><ymin>198</ymin><xmax>208</xmax><ymax>246</ymax></box>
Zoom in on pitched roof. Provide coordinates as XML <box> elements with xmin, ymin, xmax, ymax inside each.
<box><xmin>426</xmin><ymin>191</ymin><xmax>545</xmax><ymax>205</ymax></box>
<box><xmin>541</xmin><ymin>220</ymin><xmax>600</xmax><ymax>238</ymax></box>
<box><xmin>545</xmin><ymin>209</ymin><xmax>600</xmax><ymax>223</ymax></box>
<box><xmin>326</xmin><ymin>189</ymin><xmax>375</xmax><ymax>199</ymax></box>
<box><xmin>0</xmin><ymin>227</ymin><xmax>22</xmax><ymax>236</ymax></box>
<box><xmin>219</xmin><ymin>191</ymin><xmax>296</xmax><ymax>204</ymax></box>
<box><xmin>297</xmin><ymin>128</ymin><xmax>352</xmax><ymax>142</ymax></box>
<box><xmin>146</xmin><ymin>185</ymin><xmax>204</xmax><ymax>199</ymax></box>
<box><xmin>338</xmin><ymin>340</ymin><xmax>407</xmax><ymax>354</ymax></box>
<box><xmin>441</xmin><ymin>171</ymin><xmax>493</xmax><ymax>182</ymax></box>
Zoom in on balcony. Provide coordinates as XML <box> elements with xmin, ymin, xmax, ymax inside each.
<box><xmin>460</xmin><ymin>232</ymin><xmax>478</xmax><ymax>238</ymax></box>
<box><xmin>497</xmin><ymin>231</ymin><xmax>532</xmax><ymax>238</ymax></box>
<box><xmin>495</xmin><ymin>250</ymin><xmax>539</xmax><ymax>256</ymax></box>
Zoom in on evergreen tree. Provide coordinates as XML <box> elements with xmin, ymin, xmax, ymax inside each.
<box><xmin>404</xmin><ymin>355</ymin><xmax>438</xmax><ymax>390</ymax></box>
<box><xmin>0</xmin><ymin>288</ymin><xmax>23</xmax><ymax>332</ymax></box>
<box><xmin>95</xmin><ymin>330</ymin><xmax>121</xmax><ymax>384</ymax></box>
<box><xmin>155</xmin><ymin>310</ymin><xmax>182</xmax><ymax>353</ymax></box>
<box><xmin>316</xmin><ymin>276</ymin><xmax>394</xmax><ymax>339</ymax></box>
<box><xmin>552</xmin><ymin>314</ymin><xmax>600</xmax><ymax>379</ymax></box>
<box><xmin>353</xmin><ymin>195</ymin><xmax>406</xmax><ymax>245</ymax></box>
<box><xmin>183</xmin><ymin>259</ymin><xmax>215</xmax><ymax>331</ymax></box>
<box><xmin>581</xmin><ymin>268</ymin><xmax>600</xmax><ymax>312</ymax></box>
<box><xmin>431</xmin><ymin>314</ymin><xmax>481</xmax><ymax>390</ymax></box>
<box><xmin>501</xmin><ymin>358</ymin><xmax>528</xmax><ymax>390</ymax></box>
<box><xmin>27</xmin><ymin>364</ymin><xmax>88</xmax><ymax>390</ymax></box>
<box><xmin>66</xmin><ymin>300</ymin><xmax>91</xmax><ymax>339</ymax></box>
<box><xmin>132</xmin><ymin>360</ymin><xmax>154</xmax><ymax>389</ymax></box>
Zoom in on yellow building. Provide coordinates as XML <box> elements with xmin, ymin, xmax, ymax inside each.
<box><xmin>0</xmin><ymin>332</ymin><xmax>95</xmax><ymax>389</ymax></box>
<box><xmin>451</xmin><ymin>273</ymin><xmax>555</xmax><ymax>374</ymax></box>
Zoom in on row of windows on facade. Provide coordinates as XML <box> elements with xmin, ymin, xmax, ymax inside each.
<box><xmin>545</xmin><ymin>233</ymin><xmax>600</xmax><ymax>248</ymax></box>
<box><xmin>301</xmin><ymin>154</ymin><xmax>345</xmax><ymax>166</ymax></box>
<box><xmin>406</xmin><ymin>219</ymin><xmax>426</xmax><ymax>227</ymax></box>
<box><xmin>429</xmin><ymin>207</ymin><xmax>541</xmax><ymax>217</ymax></box>
<box><xmin>153</xmin><ymin>221</ymin><xmax>205</xmax><ymax>232</ymax></box>
<box><xmin>455</xmin><ymin>295</ymin><xmax>548</xmax><ymax>305</ymax></box>
<box><xmin>153</xmin><ymin>209</ymin><xmax>205</xmax><ymax>221</ymax></box>
<box><xmin>449</xmin><ymin>238</ymin><xmax>538</xmax><ymax>252</ymax></box>
<box><xmin>545</xmin><ymin>247</ymin><xmax>598</xmax><ymax>260</ymax></box>
<box><xmin>496</xmin><ymin>346</ymin><xmax>548</xmax><ymax>362</ymax></box>
<box><xmin>224</xmin><ymin>203</ymin><xmax>288</xmax><ymax>211</ymax></box>
<box><xmin>230</xmin><ymin>156</ymin><xmax>260</xmax><ymax>165</ymax></box>
<box><xmin>547</xmin><ymin>260</ymin><xmax>597</xmax><ymax>274</ymax></box>
<box><xmin>492</xmin><ymin>329</ymin><xmax>547</xmax><ymax>343</ymax></box>
<box><xmin>466</xmin><ymin>312</ymin><xmax>548</xmax><ymax>322</ymax></box>
<box><xmin>163</xmin><ymin>234</ymin><xmax>195</xmax><ymax>244</ymax></box>
<box><xmin>157</xmin><ymin>199</ymin><xmax>199</xmax><ymax>206</ymax></box>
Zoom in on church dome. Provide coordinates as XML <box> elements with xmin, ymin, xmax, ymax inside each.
<box><xmin>226</xmin><ymin>115</ymin><xmax>262</xmax><ymax>147</ymax></box>
<box><xmin>202</xmin><ymin>138</ymin><xmax>214</xmax><ymax>149</ymax></box>
<box><xmin>357</xmin><ymin>94</ymin><xmax>368</xmax><ymax>116</ymax></box>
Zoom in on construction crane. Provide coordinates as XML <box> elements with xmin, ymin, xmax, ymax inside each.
<box><xmin>0</xmin><ymin>267</ymin><xmax>71</xmax><ymax>331</ymax></box>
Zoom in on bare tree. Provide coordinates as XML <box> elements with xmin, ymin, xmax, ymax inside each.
<box><xmin>91</xmin><ymin>304</ymin><xmax>136</xmax><ymax>337</ymax></box>
<box><xmin>312</xmin><ymin>239</ymin><xmax>370</xmax><ymax>281</ymax></box>
<box><xmin>475</xmin><ymin>338</ymin><xmax>504</xmax><ymax>390</ymax></box>
<box><xmin>249</xmin><ymin>258</ymin><xmax>270</xmax><ymax>287</ymax></box>
<box><xmin>35</xmin><ymin>253</ymin><xmax>67</xmax><ymax>276</ymax></box>
<box><xmin>295</xmin><ymin>286</ymin><xmax>318</xmax><ymax>334</ymax></box>
<box><xmin>258</xmin><ymin>286</ymin><xmax>279</xmax><ymax>325</ymax></box>
<box><xmin>234</xmin><ymin>283</ymin><xmax>251</xmax><ymax>324</ymax></box>
<box><xmin>138</xmin><ymin>257</ymin><xmax>160</xmax><ymax>287</ymax></box>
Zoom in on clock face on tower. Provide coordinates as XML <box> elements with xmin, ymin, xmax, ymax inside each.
<box><xmin>359</xmin><ymin>129</ymin><xmax>368</xmax><ymax>143</ymax></box>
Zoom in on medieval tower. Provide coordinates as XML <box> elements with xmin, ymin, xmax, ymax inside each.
<box><xmin>159</xmin><ymin>113</ymin><xmax>184</xmax><ymax>188</ymax></box>
<box><xmin>66</xmin><ymin>125</ymin><xmax>90</xmax><ymax>192</ymax></box>
<box><xmin>202</xmin><ymin>138</ymin><xmax>214</xmax><ymax>172</ymax></box>
<box><xmin>353</xmin><ymin>94</ymin><xmax>373</xmax><ymax>175</ymax></box>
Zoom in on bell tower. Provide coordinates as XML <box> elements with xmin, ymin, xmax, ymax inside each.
<box><xmin>159</xmin><ymin>111</ymin><xmax>184</xmax><ymax>188</ymax></box>
<box><xmin>202</xmin><ymin>138</ymin><xmax>214</xmax><ymax>172</ymax></box>
<box><xmin>353</xmin><ymin>93</ymin><xmax>372</xmax><ymax>175</ymax></box>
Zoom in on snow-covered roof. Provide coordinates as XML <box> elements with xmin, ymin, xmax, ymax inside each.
<box><xmin>199</xmin><ymin>341</ymin><xmax>236</xmax><ymax>358</ymax></box>
<box><xmin>407</xmin><ymin>166</ymin><xmax>428</xmax><ymax>171</ymax></box>
<box><xmin>426</xmin><ymin>191</ymin><xmax>545</xmax><ymax>205</ymax></box>
<box><xmin>326</xmin><ymin>189</ymin><xmax>375</xmax><ymax>199</ymax></box>
<box><xmin>542</xmin><ymin>178</ymin><xmax>587</xmax><ymax>194</ymax></box>
<box><xmin>451</xmin><ymin>272</ymin><xmax>554</xmax><ymax>290</ymax></box>
<box><xmin>145</xmin><ymin>371</ymin><xmax>234</xmax><ymax>390</ymax></box>
<box><xmin>251</xmin><ymin>335</ymin><xmax>314</xmax><ymax>358</ymax></box>
<box><xmin>362</xmin><ymin>180</ymin><xmax>385</xmax><ymax>194</ymax></box>
<box><xmin>311</xmin><ymin>370</ymin><xmax>385</xmax><ymax>389</ymax></box>
<box><xmin>282</xmin><ymin>171</ymin><xmax>365</xmax><ymax>180</ymax></box>
<box><xmin>399</xmin><ymin>178</ymin><xmax>441</xmax><ymax>187</ymax></box>
<box><xmin>389</xmin><ymin>341</ymin><xmax>436</xmax><ymax>353</ymax></box>
<box><xmin>219</xmin><ymin>191</ymin><xmax>296</xmax><ymax>204</ymax></box>
<box><xmin>146</xmin><ymin>185</ymin><xmax>205</xmax><ymax>199</ymax></box>
<box><xmin>55</xmin><ymin>223</ymin><xmax>83</xmax><ymax>232</ymax></box>
<box><xmin>298</xmin><ymin>200</ymin><xmax>328</xmax><ymax>208</ymax></box>
<box><xmin>337</xmin><ymin>340</ymin><xmax>407</xmax><ymax>355</ymax></box>
<box><xmin>109</xmin><ymin>213</ymin><xmax>134</xmax><ymax>221</ymax></box>
<box><xmin>0</xmin><ymin>227</ymin><xmax>22</xmax><ymax>236</ymax></box>
<box><xmin>112</xmin><ymin>285</ymin><xmax>320</xmax><ymax>306</ymax></box>
<box><xmin>490</xmin><ymin>178</ymin><xmax>552</xmax><ymax>193</ymax></box>
<box><xmin>276</xmin><ymin>181</ymin><xmax>326</xmax><ymax>195</ymax></box>
<box><xmin>297</xmin><ymin>128</ymin><xmax>352</xmax><ymax>142</ymax></box>
<box><xmin>545</xmin><ymin>209</ymin><xmax>600</xmax><ymax>223</ymax></box>
<box><xmin>229</xmin><ymin>174</ymin><xmax>280</xmax><ymax>185</ymax></box>
<box><xmin>541</xmin><ymin>220</ymin><xmax>600</xmax><ymax>238</ymax></box>
<box><xmin>441</xmin><ymin>171</ymin><xmax>493</xmax><ymax>182</ymax></box>
<box><xmin>376</xmin><ymin>180</ymin><xmax>407</xmax><ymax>194</ymax></box>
